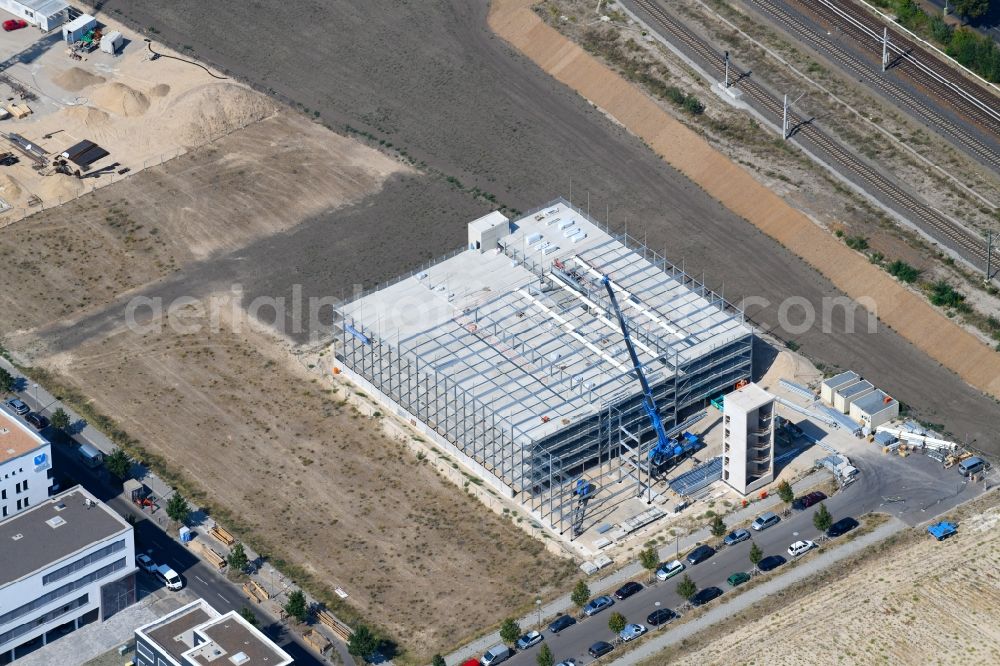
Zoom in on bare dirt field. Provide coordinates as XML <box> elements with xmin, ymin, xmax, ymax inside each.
<box><xmin>640</xmin><ymin>493</ymin><xmax>1000</xmax><ymax>665</ymax></box>
<box><xmin>75</xmin><ymin>0</ymin><xmax>1000</xmax><ymax>450</ymax></box>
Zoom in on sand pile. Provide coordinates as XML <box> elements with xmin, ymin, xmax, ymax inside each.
<box><xmin>167</xmin><ymin>83</ymin><xmax>275</xmax><ymax>147</ymax></box>
<box><xmin>91</xmin><ymin>82</ymin><xmax>151</xmax><ymax>117</ymax></box>
<box><xmin>63</xmin><ymin>105</ymin><xmax>111</xmax><ymax>129</ymax></box>
<box><xmin>53</xmin><ymin>67</ymin><xmax>105</xmax><ymax>92</ymax></box>
<box><xmin>148</xmin><ymin>83</ymin><xmax>171</xmax><ymax>98</ymax></box>
<box><xmin>37</xmin><ymin>175</ymin><xmax>82</xmax><ymax>203</ymax></box>
<box><xmin>0</xmin><ymin>174</ymin><xmax>24</xmax><ymax>201</ymax></box>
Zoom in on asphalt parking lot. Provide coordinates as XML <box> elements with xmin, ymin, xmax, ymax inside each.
<box><xmin>500</xmin><ymin>446</ymin><xmax>985</xmax><ymax>665</ymax></box>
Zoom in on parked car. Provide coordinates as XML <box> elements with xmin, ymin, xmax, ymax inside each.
<box><xmin>480</xmin><ymin>644</ymin><xmax>511</xmax><ymax>666</ymax></box>
<box><xmin>554</xmin><ymin>661</ymin><xmax>576</xmax><ymax>666</ymax></box>
<box><xmin>826</xmin><ymin>517</ymin><xmax>859</xmax><ymax>538</ymax></box>
<box><xmin>155</xmin><ymin>564</ymin><xmax>183</xmax><ymax>590</ymax></box>
<box><xmin>689</xmin><ymin>586</ymin><xmax>723</xmax><ymax>606</ymax></box>
<box><xmin>619</xmin><ymin>623</ymin><xmax>647</xmax><ymax>642</ymax></box>
<box><xmin>548</xmin><ymin>615</ymin><xmax>576</xmax><ymax>634</ymax></box>
<box><xmin>583</xmin><ymin>595</ymin><xmax>614</xmax><ymax>616</ymax></box>
<box><xmin>460</xmin><ymin>659</ymin><xmax>480</xmax><ymax>666</ymax></box>
<box><xmin>2</xmin><ymin>19</ymin><xmax>27</xmax><ymax>31</ymax></box>
<box><xmin>25</xmin><ymin>412</ymin><xmax>48</xmax><ymax>430</ymax></box>
<box><xmin>751</xmin><ymin>512</ymin><xmax>780</xmax><ymax>531</ymax></box>
<box><xmin>723</xmin><ymin>528</ymin><xmax>751</xmax><ymax>546</ymax></box>
<box><xmin>787</xmin><ymin>540</ymin><xmax>817</xmax><ymax>557</ymax></box>
<box><xmin>136</xmin><ymin>553</ymin><xmax>158</xmax><ymax>573</ymax></box>
<box><xmin>727</xmin><ymin>571</ymin><xmax>751</xmax><ymax>587</ymax></box>
<box><xmin>587</xmin><ymin>641</ymin><xmax>614</xmax><ymax>658</ymax></box>
<box><xmin>5</xmin><ymin>398</ymin><xmax>29</xmax><ymax>415</ymax></box>
<box><xmin>757</xmin><ymin>555</ymin><xmax>787</xmax><ymax>572</ymax></box>
<box><xmin>655</xmin><ymin>559</ymin><xmax>685</xmax><ymax>581</ymax></box>
<box><xmin>614</xmin><ymin>581</ymin><xmax>643</xmax><ymax>600</ymax></box>
<box><xmin>686</xmin><ymin>544</ymin><xmax>716</xmax><ymax>565</ymax></box>
<box><xmin>646</xmin><ymin>608</ymin><xmax>678</xmax><ymax>626</ymax></box>
<box><xmin>515</xmin><ymin>631</ymin><xmax>542</xmax><ymax>650</ymax></box>
<box><xmin>792</xmin><ymin>491</ymin><xmax>827</xmax><ymax>511</ymax></box>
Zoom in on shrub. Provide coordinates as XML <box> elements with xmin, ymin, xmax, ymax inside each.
<box><xmin>886</xmin><ymin>260</ymin><xmax>921</xmax><ymax>283</ymax></box>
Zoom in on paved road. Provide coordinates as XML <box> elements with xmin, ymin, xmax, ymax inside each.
<box><xmin>498</xmin><ymin>447</ymin><xmax>983</xmax><ymax>666</ymax></box>
<box><xmin>0</xmin><ymin>388</ymin><xmax>328</xmax><ymax>666</ymax></box>
<box><xmin>922</xmin><ymin>0</ymin><xmax>1000</xmax><ymax>44</ymax></box>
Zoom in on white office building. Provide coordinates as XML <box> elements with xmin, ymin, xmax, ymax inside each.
<box><xmin>0</xmin><ymin>410</ymin><xmax>53</xmax><ymax>520</ymax></box>
<box><xmin>0</xmin><ymin>0</ymin><xmax>68</xmax><ymax>31</ymax></box>
<box><xmin>722</xmin><ymin>382</ymin><xmax>776</xmax><ymax>495</ymax></box>
<box><xmin>0</xmin><ymin>488</ymin><xmax>136</xmax><ymax>664</ymax></box>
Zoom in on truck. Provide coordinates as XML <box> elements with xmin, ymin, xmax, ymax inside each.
<box><xmin>927</xmin><ymin>521</ymin><xmax>957</xmax><ymax>541</ymax></box>
<box><xmin>77</xmin><ymin>442</ymin><xmax>103</xmax><ymax>468</ymax></box>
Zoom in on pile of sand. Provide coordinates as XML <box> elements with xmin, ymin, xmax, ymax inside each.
<box><xmin>148</xmin><ymin>83</ymin><xmax>170</xmax><ymax>98</ymax></box>
<box><xmin>0</xmin><ymin>174</ymin><xmax>23</xmax><ymax>201</ymax></box>
<box><xmin>53</xmin><ymin>67</ymin><xmax>105</xmax><ymax>92</ymax></box>
<box><xmin>36</xmin><ymin>175</ymin><xmax>82</xmax><ymax>202</ymax></box>
<box><xmin>91</xmin><ymin>82</ymin><xmax>151</xmax><ymax>117</ymax></box>
<box><xmin>62</xmin><ymin>105</ymin><xmax>111</xmax><ymax>129</ymax></box>
<box><xmin>166</xmin><ymin>82</ymin><xmax>275</xmax><ymax>147</ymax></box>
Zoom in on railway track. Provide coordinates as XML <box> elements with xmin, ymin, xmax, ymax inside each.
<box><xmin>778</xmin><ymin>0</ymin><xmax>1000</xmax><ymax>169</ymax></box>
<box><xmin>630</xmin><ymin>0</ymin><xmax>997</xmax><ymax>269</ymax></box>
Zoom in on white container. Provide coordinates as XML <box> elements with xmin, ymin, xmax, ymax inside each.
<box><xmin>100</xmin><ymin>31</ymin><xmax>123</xmax><ymax>54</ymax></box>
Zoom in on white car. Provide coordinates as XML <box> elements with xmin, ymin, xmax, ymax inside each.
<box><xmin>655</xmin><ymin>559</ymin><xmax>685</xmax><ymax>581</ymax></box>
<box><xmin>136</xmin><ymin>553</ymin><xmax>157</xmax><ymax>573</ymax></box>
<box><xmin>787</xmin><ymin>540</ymin><xmax>816</xmax><ymax>557</ymax></box>
<box><xmin>516</xmin><ymin>631</ymin><xmax>543</xmax><ymax>650</ymax></box>
<box><xmin>619</xmin><ymin>623</ymin><xmax>647</xmax><ymax>642</ymax></box>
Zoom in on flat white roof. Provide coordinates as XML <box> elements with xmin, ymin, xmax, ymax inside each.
<box><xmin>342</xmin><ymin>200</ymin><xmax>752</xmax><ymax>445</ymax></box>
<box><xmin>724</xmin><ymin>382</ymin><xmax>773</xmax><ymax>412</ymax></box>
<box><xmin>17</xmin><ymin>0</ymin><xmax>68</xmax><ymax>16</ymax></box>
<box><xmin>468</xmin><ymin>210</ymin><xmax>509</xmax><ymax>233</ymax></box>
<box><xmin>63</xmin><ymin>13</ymin><xmax>95</xmax><ymax>31</ymax></box>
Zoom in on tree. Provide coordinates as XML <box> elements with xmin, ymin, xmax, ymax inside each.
<box><xmin>676</xmin><ymin>574</ymin><xmax>697</xmax><ymax>599</ymax></box>
<box><xmin>777</xmin><ymin>480</ymin><xmax>794</xmax><ymax>505</ymax></box>
<box><xmin>608</xmin><ymin>611</ymin><xmax>627</xmax><ymax>634</ymax></box>
<box><xmin>283</xmin><ymin>589</ymin><xmax>309</xmax><ymax>623</ymax></box>
<box><xmin>50</xmin><ymin>408</ymin><xmax>70</xmax><ymax>432</ymax></box>
<box><xmin>238</xmin><ymin>607</ymin><xmax>259</xmax><ymax>627</ymax></box>
<box><xmin>813</xmin><ymin>502</ymin><xmax>833</xmax><ymax>532</ymax></box>
<box><xmin>570</xmin><ymin>580</ymin><xmax>591</xmax><ymax>610</ymax></box>
<box><xmin>347</xmin><ymin>624</ymin><xmax>380</xmax><ymax>659</ymax></box>
<box><xmin>536</xmin><ymin>644</ymin><xmax>554</xmax><ymax>666</ymax></box>
<box><xmin>166</xmin><ymin>493</ymin><xmax>190</xmax><ymax>524</ymax></box>
<box><xmin>499</xmin><ymin>617</ymin><xmax>521</xmax><ymax>646</ymax></box>
<box><xmin>954</xmin><ymin>0</ymin><xmax>989</xmax><ymax>19</ymax></box>
<box><xmin>105</xmin><ymin>448</ymin><xmax>132</xmax><ymax>480</ymax></box>
<box><xmin>710</xmin><ymin>514</ymin><xmax>727</xmax><ymax>538</ymax></box>
<box><xmin>749</xmin><ymin>542</ymin><xmax>763</xmax><ymax>568</ymax></box>
<box><xmin>432</xmin><ymin>656</ymin><xmax>446</xmax><ymax>666</ymax></box>
<box><xmin>638</xmin><ymin>547</ymin><xmax>659</xmax><ymax>580</ymax></box>
<box><xmin>227</xmin><ymin>542</ymin><xmax>249</xmax><ymax>573</ymax></box>
<box><xmin>0</xmin><ymin>368</ymin><xmax>14</xmax><ymax>393</ymax></box>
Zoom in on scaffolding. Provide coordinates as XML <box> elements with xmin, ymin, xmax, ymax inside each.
<box><xmin>337</xmin><ymin>198</ymin><xmax>753</xmax><ymax>536</ymax></box>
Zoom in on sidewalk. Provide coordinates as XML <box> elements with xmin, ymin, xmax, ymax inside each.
<box><xmin>610</xmin><ymin>516</ymin><xmax>907</xmax><ymax>665</ymax></box>
<box><xmin>444</xmin><ymin>469</ymin><xmax>831</xmax><ymax>664</ymax></box>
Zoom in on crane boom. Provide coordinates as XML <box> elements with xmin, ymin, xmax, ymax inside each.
<box><xmin>602</xmin><ymin>276</ymin><xmax>677</xmax><ymax>466</ymax></box>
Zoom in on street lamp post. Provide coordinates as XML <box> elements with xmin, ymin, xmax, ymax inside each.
<box><xmin>32</xmin><ymin>383</ymin><xmax>38</xmax><ymax>407</ymax></box>
<box><xmin>536</xmin><ymin>598</ymin><xmax>542</xmax><ymax>630</ymax></box>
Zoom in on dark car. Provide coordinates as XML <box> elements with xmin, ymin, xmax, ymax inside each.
<box><xmin>757</xmin><ymin>555</ymin><xmax>787</xmax><ymax>572</ymax></box>
<box><xmin>727</xmin><ymin>571</ymin><xmax>751</xmax><ymax>587</ymax></box>
<box><xmin>614</xmin><ymin>581</ymin><xmax>643</xmax><ymax>600</ymax></box>
<box><xmin>686</xmin><ymin>544</ymin><xmax>716</xmax><ymax>565</ymax></box>
<box><xmin>792</xmin><ymin>491</ymin><xmax>827</xmax><ymax>511</ymax></box>
<box><xmin>689</xmin><ymin>586</ymin><xmax>723</xmax><ymax>606</ymax></box>
<box><xmin>548</xmin><ymin>615</ymin><xmax>576</xmax><ymax>634</ymax></box>
<box><xmin>588</xmin><ymin>641</ymin><xmax>614</xmax><ymax>658</ymax></box>
<box><xmin>5</xmin><ymin>398</ymin><xmax>29</xmax><ymax>415</ymax></box>
<box><xmin>25</xmin><ymin>412</ymin><xmax>48</xmax><ymax>430</ymax></box>
<box><xmin>827</xmin><ymin>517</ymin><xmax>860</xmax><ymax>538</ymax></box>
<box><xmin>646</xmin><ymin>608</ymin><xmax>678</xmax><ymax>626</ymax></box>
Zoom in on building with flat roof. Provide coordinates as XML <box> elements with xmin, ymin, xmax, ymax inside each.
<box><xmin>135</xmin><ymin>599</ymin><xmax>293</xmax><ymax>666</ymax></box>
<box><xmin>0</xmin><ymin>0</ymin><xmax>68</xmax><ymax>31</ymax></box>
<box><xmin>0</xmin><ymin>488</ymin><xmax>136</xmax><ymax>663</ymax></box>
<box><xmin>850</xmin><ymin>389</ymin><xmax>900</xmax><ymax>432</ymax></box>
<box><xmin>337</xmin><ymin>198</ymin><xmax>754</xmax><ymax>535</ymax></box>
<box><xmin>0</xmin><ymin>409</ymin><xmax>53</xmax><ymax>520</ymax></box>
<box><xmin>722</xmin><ymin>382</ymin><xmax>775</xmax><ymax>495</ymax></box>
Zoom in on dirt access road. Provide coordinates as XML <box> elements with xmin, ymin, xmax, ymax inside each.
<box><xmin>80</xmin><ymin>0</ymin><xmax>1000</xmax><ymax>449</ymax></box>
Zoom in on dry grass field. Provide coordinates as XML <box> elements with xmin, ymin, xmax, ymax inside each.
<box><xmin>640</xmin><ymin>494</ymin><xmax>1000</xmax><ymax>665</ymax></box>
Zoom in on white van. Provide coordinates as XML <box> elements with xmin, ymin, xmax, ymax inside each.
<box><xmin>155</xmin><ymin>564</ymin><xmax>183</xmax><ymax>591</ymax></box>
<box><xmin>77</xmin><ymin>443</ymin><xmax>104</xmax><ymax>469</ymax></box>
<box><xmin>480</xmin><ymin>644</ymin><xmax>511</xmax><ymax>666</ymax></box>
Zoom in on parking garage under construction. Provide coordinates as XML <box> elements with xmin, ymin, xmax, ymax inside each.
<box><xmin>336</xmin><ymin>199</ymin><xmax>754</xmax><ymax>536</ymax></box>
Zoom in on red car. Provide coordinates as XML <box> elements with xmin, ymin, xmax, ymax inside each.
<box><xmin>3</xmin><ymin>19</ymin><xmax>28</xmax><ymax>31</ymax></box>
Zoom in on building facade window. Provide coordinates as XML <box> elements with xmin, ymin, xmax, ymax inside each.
<box><xmin>42</xmin><ymin>539</ymin><xmax>127</xmax><ymax>586</ymax></box>
<box><xmin>0</xmin><ymin>558</ymin><xmax>126</xmax><ymax>626</ymax></box>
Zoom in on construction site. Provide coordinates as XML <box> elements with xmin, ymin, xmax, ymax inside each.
<box><xmin>336</xmin><ymin>198</ymin><xmax>755</xmax><ymax>541</ymax></box>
